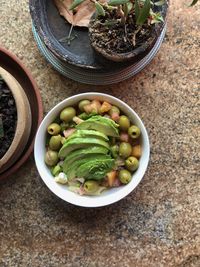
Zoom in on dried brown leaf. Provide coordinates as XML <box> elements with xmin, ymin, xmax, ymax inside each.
<box><xmin>54</xmin><ymin>0</ymin><xmax>106</xmax><ymax>27</ymax></box>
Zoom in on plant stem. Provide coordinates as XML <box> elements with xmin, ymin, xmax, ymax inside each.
<box><xmin>117</xmin><ymin>5</ymin><xmax>126</xmax><ymax>24</ymax></box>
<box><xmin>59</xmin><ymin>24</ymin><xmax>77</xmax><ymax>46</ymax></box>
<box><xmin>132</xmin><ymin>25</ymin><xmax>141</xmax><ymax>46</ymax></box>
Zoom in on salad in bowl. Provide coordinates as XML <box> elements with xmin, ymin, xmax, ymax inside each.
<box><xmin>34</xmin><ymin>93</ymin><xmax>150</xmax><ymax>207</ymax></box>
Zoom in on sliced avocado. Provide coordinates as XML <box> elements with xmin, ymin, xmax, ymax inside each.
<box><xmin>63</xmin><ymin>146</ymin><xmax>109</xmax><ymax>171</ymax></box>
<box><xmin>66</xmin><ymin>129</ymin><xmax>109</xmax><ymax>142</ymax></box>
<box><xmin>76</xmin><ymin>115</ymin><xmax>119</xmax><ymax>137</ymax></box>
<box><xmin>88</xmin><ymin>115</ymin><xmax>119</xmax><ymax>128</ymax></box>
<box><xmin>59</xmin><ymin>137</ymin><xmax>110</xmax><ymax>158</ymax></box>
<box><xmin>66</xmin><ymin>154</ymin><xmax>111</xmax><ymax>180</ymax></box>
<box><xmin>77</xmin><ymin>158</ymin><xmax>115</xmax><ymax>180</ymax></box>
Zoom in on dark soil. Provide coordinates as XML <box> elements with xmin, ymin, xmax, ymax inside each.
<box><xmin>89</xmin><ymin>9</ymin><xmax>154</xmax><ymax>54</ymax></box>
<box><xmin>89</xmin><ymin>2</ymin><xmax>167</xmax><ymax>56</ymax></box>
<box><xmin>0</xmin><ymin>76</ymin><xmax>17</xmax><ymax>159</ymax></box>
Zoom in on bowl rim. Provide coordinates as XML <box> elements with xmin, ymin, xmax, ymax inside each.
<box><xmin>34</xmin><ymin>92</ymin><xmax>150</xmax><ymax>207</ymax></box>
<box><xmin>0</xmin><ymin>46</ymin><xmax>43</xmax><ymax>180</ymax></box>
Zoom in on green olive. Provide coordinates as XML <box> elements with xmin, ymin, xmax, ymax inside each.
<box><xmin>84</xmin><ymin>180</ymin><xmax>99</xmax><ymax>193</ymax></box>
<box><xmin>119</xmin><ymin>169</ymin><xmax>132</xmax><ymax>184</ymax></box>
<box><xmin>45</xmin><ymin>150</ymin><xmax>58</xmax><ymax>166</ymax></box>
<box><xmin>49</xmin><ymin>135</ymin><xmax>62</xmax><ymax>151</ymax></box>
<box><xmin>47</xmin><ymin>123</ymin><xmax>61</xmax><ymax>135</ymax></box>
<box><xmin>111</xmin><ymin>145</ymin><xmax>119</xmax><ymax>158</ymax></box>
<box><xmin>125</xmin><ymin>156</ymin><xmax>139</xmax><ymax>172</ymax></box>
<box><xmin>118</xmin><ymin>115</ymin><xmax>130</xmax><ymax>131</ymax></box>
<box><xmin>78</xmin><ymin>100</ymin><xmax>91</xmax><ymax>112</ymax></box>
<box><xmin>60</xmin><ymin>107</ymin><xmax>76</xmax><ymax>122</ymax></box>
<box><xmin>128</xmin><ymin>125</ymin><xmax>141</xmax><ymax>139</ymax></box>
<box><xmin>108</xmin><ymin>106</ymin><xmax>120</xmax><ymax>116</ymax></box>
<box><xmin>119</xmin><ymin>142</ymin><xmax>132</xmax><ymax>158</ymax></box>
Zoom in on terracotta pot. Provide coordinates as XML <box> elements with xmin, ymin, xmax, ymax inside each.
<box><xmin>0</xmin><ymin>47</ymin><xmax>43</xmax><ymax>180</ymax></box>
<box><xmin>0</xmin><ymin>67</ymin><xmax>32</xmax><ymax>173</ymax></box>
<box><xmin>88</xmin><ymin>3</ymin><xmax>168</xmax><ymax>64</ymax></box>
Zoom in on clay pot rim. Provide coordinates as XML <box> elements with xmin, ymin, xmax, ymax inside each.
<box><xmin>0</xmin><ymin>67</ymin><xmax>32</xmax><ymax>173</ymax></box>
<box><xmin>0</xmin><ymin>46</ymin><xmax>43</xmax><ymax>180</ymax></box>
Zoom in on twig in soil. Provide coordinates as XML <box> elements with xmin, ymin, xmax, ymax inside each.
<box><xmin>124</xmin><ymin>24</ymin><xmax>128</xmax><ymax>42</ymax></box>
<box><xmin>132</xmin><ymin>26</ymin><xmax>141</xmax><ymax>46</ymax></box>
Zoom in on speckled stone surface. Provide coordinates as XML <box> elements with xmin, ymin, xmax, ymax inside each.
<box><xmin>0</xmin><ymin>1</ymin><xmax>200</xmax><ymax>266</ymax></box>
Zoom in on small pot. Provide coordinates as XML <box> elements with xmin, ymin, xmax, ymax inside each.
<box><xmin>88</xmin><ymin>3</ymin><xmax>168</xmax><ymax>65</ymax></box>
<box><xmin>0</xmin><ymin>67</ymin><xmax>32</xmax><ymax>173</ymax></box>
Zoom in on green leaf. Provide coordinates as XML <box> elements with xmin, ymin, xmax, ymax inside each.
<box><xmin>154</xmin><ymin>0</ymin><xmax>165</xmax><ymax>6</ymax></box>
<box><xmin>189</xmin><ymin>0</ymin><xmax>198</xmax><ymax>6</ymax></box>
<box><xmin>95</xmin><ymin>2</ymin><xmax>106</xmax><ymax>16</ymax></box>
<box><xmin>135</xmin><ymin>0</ymin><xmax>140</xmax><ymax>20</ymax></box>
<box><xmin>135</xmin><ymin>0</ymin><xmax>151</xmax><ymax>25</ymax></box>
<box><xmin>150</xmin><ymin>11</ymin><xmax>164</xmax><ymax>24</ymax></box>
<box><xmin>108</xmin><ymin>0</ymin><xmax>129</xmax><ymax>6</ymax></box>
<box><xmin>69</xmin><ymin>0</ymin><xmax>85</xmax><ymax>10</ymax></box>
<box><xmin>0</xmin><ymin>117</ymin><xmax>4</xmax><ymax>138</ymax></box>
<box><xmin>123</xmin><ymin>2</ymin><xmax>133</xmax><ymax>17</ymax></box>
<box><xmin>127</xmin><ymin>2</ymin><xmax>133</xmax><ymax>12</ymax></box>
<box><xmin>103</xmin><ymin>19</ymin><xmax>119</xmax><ymax>26</ymax></box>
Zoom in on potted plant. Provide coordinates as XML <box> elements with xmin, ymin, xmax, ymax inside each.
<box><xmin>54</xmin><ymin>0</ymin><xmax>199</xmax><ymax>65</ymax></box>
<box><xmin>88</xmin><ymin>0</ymin><xmax>168</xmax><ymax>63</ymax></box>
<box><xmin>0</xmin><ymin>67</ymin><xmax>32</xmax><ymax>174</ymax></box>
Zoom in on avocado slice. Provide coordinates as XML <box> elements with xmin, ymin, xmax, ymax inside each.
<box><xmin>66</xmin><ymin>129</ymin><xmax>109</xmax><ymax>142</ymax></box>
<box><xmin>63</xmin><ymin>146</ymin><xmax>109</xmax><ymax>171</ymax></box>
<box><xmin>59</xmin><ymin>137</ymin><xmax>110</xmax><ymax>158</ymax></box>
<box><xmin>66</xmin><ymin>154</ymin><xmax>111</xmax><ymax>180</ymax></box>
<box><xmin>76</xmin><ymin>115</ymin><xmax>119</xmax><ymax>137</ymax></box>
<box><xmin>76</xmin><ymin>158</ymin><xmax>115</xmax><ymax>180</ymax></box>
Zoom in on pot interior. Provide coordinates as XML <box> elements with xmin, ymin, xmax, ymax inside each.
<box><xmin>0</xmin><ymin>74</ymin><xmax>17</xmax><ymax>161</ymax></box>
<box><xmin>30</xmin><ymin>0</ymin><xmax>101</xmax><ymax>69</ymax></box>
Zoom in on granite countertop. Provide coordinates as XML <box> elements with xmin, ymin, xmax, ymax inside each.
<box><xmin>0</xmin><ymin>1</ymin><xmax>199</xmax><ymax>266</ymax></box>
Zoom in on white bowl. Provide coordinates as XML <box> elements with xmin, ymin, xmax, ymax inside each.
<box><xmin>34</xmin><ymin>93</ymin><xmax>150</xmax><ymax>207</ymax></box>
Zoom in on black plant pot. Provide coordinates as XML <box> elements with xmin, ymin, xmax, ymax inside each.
<box><xmin>88</xmin><ymin>2</ymin><xmax>168</xmax><ymax>65</ymax></box>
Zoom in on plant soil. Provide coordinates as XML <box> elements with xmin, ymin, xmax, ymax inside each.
<box><xmin>89</xmin><ymin>9</ymin><xmax>155</xmax><ymax>54</ymax></box>
<box><xmin>0</xmin><ymin>77</ymin><xmax>17</xmax><ymax>159</ymax></box>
